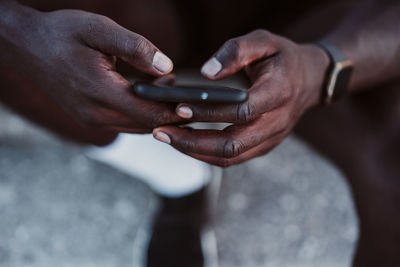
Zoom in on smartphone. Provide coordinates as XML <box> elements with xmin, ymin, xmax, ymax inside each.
<box><xmin>133</xmin><ymin>82</ymin><xmax>248</xmax><ymax>103</ymax></box>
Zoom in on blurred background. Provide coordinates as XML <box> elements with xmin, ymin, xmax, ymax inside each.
<box><xmin>0</xmin><ymin>99</ymin><xmax>358</xmax><ymax>267</ymax></box>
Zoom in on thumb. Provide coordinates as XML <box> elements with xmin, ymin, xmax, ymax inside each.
<box><xmin>153</xmin><ymin>74</ymin><xmax>176</xmax><ymax>86</ymax></box>
<box><xmin>201</xmin><ymin>29</ymin><xmax>279</xmax><ymax>80</ymax></box>
<box><xmin>82</xmin><ymin>15</ymin><xmax>173</xmax><ymax>76</ymax></box>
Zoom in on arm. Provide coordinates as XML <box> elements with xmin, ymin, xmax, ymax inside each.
<box><xmin>152</xmin><ymin>1</ymin><xmax>400</xmax><ymax>166</ymax></box>
<box><xmin>324</xmin><ymin>0</ymin><xmax>400</xmax><ymax>91</ymax></box>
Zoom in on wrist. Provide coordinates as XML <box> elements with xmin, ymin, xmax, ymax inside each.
<box><xmin>298</xmin><ymin>43</ymin><xmax>330</xmax><ymax>109</ymax></box>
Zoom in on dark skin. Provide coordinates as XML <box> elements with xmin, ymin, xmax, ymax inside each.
<box><xmin>0</xmin><ymin>0</ymin><xmax>184</xmax><ymax>145</ymax></box>
<box><xmin>0</xmin><ymin>0</ymin><xmax>399</xmax><ymax>266</ymax></box>
<box><xmin>154</xmin><ymin>1</ymin><xmax>400</xmax><ymax>167</ymax></box>
<box><xmin>285</xmin><ymin>2</ymin><xmax>400</xmax><ymax>266</ymax></box>
<box><xmin>154</xmin><ymin>32</ymin><xmax>330</xmax><ymax>165</ymax></box>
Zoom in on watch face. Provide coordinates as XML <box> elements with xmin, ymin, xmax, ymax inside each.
<box><xmin>332</xmin><ymin>61</ymin><xmax>353</xmax><ymax>103</ymax></box>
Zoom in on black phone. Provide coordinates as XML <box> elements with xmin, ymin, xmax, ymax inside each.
<box><xmin>133</xmin><ymin>82</ymin><xmax>248</xmax><ymax>103</ymax></box>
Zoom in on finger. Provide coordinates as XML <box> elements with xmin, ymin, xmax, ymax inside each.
<box><xmin>93</xmin><ymin>108</ymin><xmax>151</xmax><ymax>133</ymax></box>
<box><xmin>176</xmin><ymin>76</ymin><xmax>290</xmax><ymax>123</ymax></box>
<box><xmin>201</xmin><ymin>29</ymin><xmax>279</xmax><ymax>80</ymax></box>
<box><xmin>96</xmin><ymin>106</ymin><xmax>185</xmax><ymax>134</ymax></box>
<box><xmin>81</xmin><ymin>15</ymin><xmax>173</xmax><ymax>76</ymax></box>
<box><xmin>178</xmin><ymin>135</ymin><xmax>282</xmax><ymax>167</ymax></box>
<box><xmin>89</xmin><ymin>71</ymin><xmax>186</xmax><ymax>128</ymax></box>
<box><xmin>153</xmin><ymin>74</ymin><xmax>176</xmax><ymax>86</ymax></box>
<box><xmin>153</xmin><ymin>109</ymin><xmax>286</xmax><ymax>158</ymax></box>
<box><xmin>104</xmin><ymin>126</ymin><xmax>149</xmax><ymax>134</ymax></box>
<box><xmin>71</xmin><ymin>103</ymin><xmax>149</xmax><ymax>133</ymax></box>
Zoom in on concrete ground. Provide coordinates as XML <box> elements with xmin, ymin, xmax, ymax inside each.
<box><xmin>0</xmin><ymin>102</ymin><xmax>358</xmax><ymax>267</ymax></box>
<box><xmin>215</xmin><ymin>136</ymin><xmax>357</xmax><ymax>267</ymax></box>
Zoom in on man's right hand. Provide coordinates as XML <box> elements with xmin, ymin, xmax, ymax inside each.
<box><xmin>0</xmin><ymin>2</ymin><xmax>184</xmax><ymax>134</ymax></box>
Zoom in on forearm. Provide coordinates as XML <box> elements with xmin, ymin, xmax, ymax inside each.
<box><xmin>323</xmin><ymin>0</ymin><xmax>400</xmax><ymax>92</ymax></box>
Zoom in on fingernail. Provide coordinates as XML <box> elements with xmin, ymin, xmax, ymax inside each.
<box><xmin>176</xmin><ymin>105</ymin><xmax>193</xmax><ymax>119</ymax></box>
<box><xmin>154</xmin><ymin>131</ymin><xmax>171</xmax><ymax>144</ymax></box>
<box><xmin>152</xmin><ymin>51</ymin><xmax>173</xmax><ymax>73</ymax></box>
<box><xmin>201</xmin><ymin>57</ymin><xmax>222</xmax><ymax>77</ymax></box>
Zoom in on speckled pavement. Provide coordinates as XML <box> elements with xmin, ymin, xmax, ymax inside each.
<box><xmin>215</xmin><ymin>136</ymin><xmax>358</xmax><ymax>267</ymax></box>
<box><xmin>0</xmin><ymin>105</ymin><xmax>157</xmax><ymax>267</ymax></box>
<box><xmin>0</xmin><ymin>99</ymin><xmax>358</xmax><ymax>267</ymax></box>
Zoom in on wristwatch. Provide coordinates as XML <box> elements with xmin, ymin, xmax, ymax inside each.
<box><xmin>316</xmin><ymin>41</ymin><xmax>353</xmax><ymax>105</ymax></box>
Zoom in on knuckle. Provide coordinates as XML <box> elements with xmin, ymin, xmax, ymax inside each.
<box><xmin>150</xmin><ymin>112</ymin><xmax>171</xmax><ymax>128</ymax></box>
<box><xmin>178</xmin><ymin>138</ymin><xmax>197</xmax><ymax>151</ymax></box>
<box><xmin>251</xmin><ymin>29</ymin><xmax>280</xmax><ymax>51</ymax></box>
<box><xmin>222</xmin><ymin>38</ymin><xmax>242</xmax><ymax>62</ymax></box>
<box><xmin>75</xmin><ymin>109</ymin><xmax>101</xmax><ymax>127</ymax></box>
<box><xmin>188</xmin><ymin>106</ymin><xmax>218</xmax><ymax>121</ymax></box>
<box><xmin>251</xmin><ymin>29</ymin><xmax>270</xmax><ymax>38</ymax></box>
<box><xmin>198</xmin><ymin>107</ymin><xmax>218</xmax><ymax>120</ymax></box>
<box><xmin>223</xmin><ymin>139</ymin><xmax>245</xmax><ymax>159</ymax></box>
<box><xmin>131</xmin><ymin>37</ymin><xmax>150</xmax><ymax>59</ymax></box>
<box><xmin>92</xmin><ymin>14</ymin><xmax>113</xmax><ymax>28</ymax></box>
<box><xmin>236</xmin><ymin>101</ymin><xmax>257</xmax><ymax>122</ymax></box>
<box><xmin>85</xmin><ymin>14</ymin><xmax>111</xmax><ymax>35</ymax></box>
<box><xmin>83</xmin><ymin>15</ymin><xmax>116</xmax><ymax>47</ymax></box>
<box><xmin>276</xmin><ymin>84</ymin><xmax>295</xmax><ymax>108</ymax></box>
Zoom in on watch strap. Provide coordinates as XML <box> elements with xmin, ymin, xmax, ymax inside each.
<box><xmin>315</xmin><ymin>41</ymin><xmax>353</xmax><ymax>104</ymax></box>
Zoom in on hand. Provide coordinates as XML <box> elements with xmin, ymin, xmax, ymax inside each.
<box><xmin>0</xmin><ymin>4</ymin><xmax>183</xmax><ymax>134</ymax></box>
<box><xmin>152</xmin><ymin>30</ymin><xmax>329</xmax><ymax>166</ymax></box>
